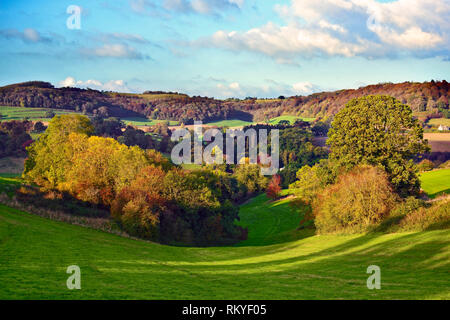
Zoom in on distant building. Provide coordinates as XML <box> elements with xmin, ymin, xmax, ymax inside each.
<box><xmin>438</xmin><ymin>124</ymin><xmax>449</xmax><ymax>131</ymax></box>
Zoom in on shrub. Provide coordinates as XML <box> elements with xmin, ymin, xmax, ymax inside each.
<box><xmin>370</xmin><ymin>196</ymin><xmax>427</xmax><ymax>233</ymax></box>
<box><xmin>266</xmin><ymin>175</ymin><xmax>281</xmax><ymax>200</ymax></box>
<box><xmin>438</xmin><ymin>160</ymin><xmax>450</xmax><ymax>169</ymax></box>
<box><xmin>111</xmin><ymin>166</ymin><xmax>167</xmax><ymax>240</ymax></box>
<box><xmin>397</xmin><ymin>198</ymin><xmax>450</xmax><ymax>232</ymax></box>
<box><xmin>417</xmin><ymin>159</ymin><xmax>434</xmax><ymax>172</ymax></box>
<box><xmin>289</xmin><ymin>159</ymin><xmax>339</xmax><ymax>204</ymax></box>
<box><xmin>33</xmin><ymin>121</ymin><xmax>46</xmax><ymax>133</ymax></box>
<box><xmin>314</xmin><ymin>165</ymin><xmax>398</xmax><ymax>234</ymax></box>
<box><xmin>44</xmin><ymin>110</ymin><xmax>55</xmax><ymax>118</ymax></box>
<box><xmin>390</xmin><ymin>196</ymin><xmax>426</xmax><ymax>217</ymax></box>
<box><xmin>233</xmin><ymin>164</ymin><xmax>269</xmax><ymax>197</ymax></box>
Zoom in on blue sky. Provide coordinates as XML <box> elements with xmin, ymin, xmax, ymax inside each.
<box><xmin>0</xmin><ymin>0</ymin><xmax>449</xmax><ymax>98</ymax></box>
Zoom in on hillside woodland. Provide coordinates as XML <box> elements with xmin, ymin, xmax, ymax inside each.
<box><xmin>0</xmin><ymin>81</ymin><xmax>448</xmax><ymax>123</ymax></box>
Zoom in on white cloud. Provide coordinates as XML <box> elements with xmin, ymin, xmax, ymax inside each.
<box><xmin>81</xmin><ymin>43</ymin><xmax>147</xmax><ymax>59</ymax></box>
<box><xmin>23</xmin><ymin>28</ymin><xmax>41</xmax><ymax>42</ymax></box>
<box><xmin>229</xmin><ymin>82</ymin><xmax>240</xmax><ymax>90</ymax></box>
<box><xmin>193</xmin><ymin>0</ymin><xmax>449</xmax><ymax>60</ymax></box>
<box><xmin>292</xmin><ymin>82</ymin><xmax>318</xmax><ymax>95</ymax></box>
<box><xmin>102</xmin><ymin>32</ymin><xmax>150</xmax><ymax>44</ymax></box>
<box><xmin>0</xmin><ymin>28</ymin><xmax>52</xmax><ymax>43</ymax></box>
<box><xmin>318</xmin><ymin>20</ymin><xmax>346</xmax><ymax>33</ymax></box>
<box><xmin>162</xmin><ymin>0</ymin><xmax>243</xmax><ymax>15</ymax></box>
<box><xmin>205</xmin><ymin>22</ymin><xmax>366</xmax><ymax>59</ymax></box>
<box><xmin>205</xmin><ymin>79</ymin><xmax>322</xmax><ymax>99</ymax></box>
<box><xmin>57</xmin><ymin>77</ymin><xmax>131</xmax><ymax>92</ymax></box>
<box><xmin>58</xmin><ymin>76</ymin><xmax>77</xmax><ymax>87</ymax></box>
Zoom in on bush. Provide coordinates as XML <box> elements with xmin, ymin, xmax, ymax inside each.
<box><xmin>370</xmin><ymin>196</ymin><xmax>427</xmax><ymax>233</ymax></box>
<box><xmin>33</xmin><ymin>121</ymin><xmax>47</xmax><ymax>133</ymax></box>
<box><xmin>438</xmin><ymin>160</ymin><xmax>450</xmax><ymax>169</ymax></box>
<box><xmin>111</xmin><ymin>166</ymin><xmax>167</xmax><ymax>240</ymax></box>
<box><xmin>289</xmin><ymin>159</ymin><xmax>339</xmax><ymax>204</ymax></box>
<box><xmin>314</xmin><ymin>165</ymin><xmax>398</xmax><ymax>234</ymax></box>
<box><xmin>44</xmin><ymin>110</ymin><xmax>55</xmax><ymax>118</ymax></box>
<box><xmin>397</xmin><ymin>199</ymin><xmax>450</xmax><ymax>232</ymax></box>
<box><xmin>233</xmin><ymin>164</ymin><xmax>269</xmax><ymax>197</ymax></box>
<box><xmin>417</xmin><ymin>159</ymin><xmax>434</xmax><ymax>172</ymax></box>
<box><xmin>266</xmin><ymin>175</ymin><xmax>281</xmax><ymax>200</ymax></box>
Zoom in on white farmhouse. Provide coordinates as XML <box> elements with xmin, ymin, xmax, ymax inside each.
<box><xmin>438</xmin><ymin>124</ymin><xmax>449</xmax><ymax>131</ymax></box>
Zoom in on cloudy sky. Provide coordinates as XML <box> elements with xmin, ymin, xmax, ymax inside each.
<box><xmin>0</xmin><ymin>0</ymin><xmax>449</xmax><ymax>98</ymax></box>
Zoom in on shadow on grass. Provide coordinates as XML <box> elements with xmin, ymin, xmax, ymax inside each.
<box><xmin>107</xmin><ymin>231</ymin><xmax>449</xmax><ymax>299</ymax></box>
<box><xmin>428</xmin><ymin>188</ymin><xmax>450</xmax><ymax>199</ymax></box>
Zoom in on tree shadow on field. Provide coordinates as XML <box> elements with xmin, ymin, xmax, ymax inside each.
<box><xmin>176</xmin><ymin>231</ymin><xmax>449</xmax><ymax>272</ymax></box>
<box><xmin>232</xmin><ymin>232</ymin><xmax>450</xmax><ymax>299</ymax></box>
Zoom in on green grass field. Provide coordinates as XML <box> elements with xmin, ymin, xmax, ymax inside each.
<box><xmin>237</xmin><ymin>192</ymin><xmax>313</xmax><ymax>246</ymax></box>
<box><xmin>0</xmin><ymin>192</ymin><xmax>449</xmax><ymax>299</ymax></box>
<box><xmin>0</xmin><ymin>106</ymin><xmax>80</xmax><ymax>122</ymax></box>
<box><xmin>420</xmin><ymin>169</ymin><xmax>450</xmax><ymax>198</ymax></box>
<box><xmin>204</xmin><ymin>119</ymin><xmax>255</xmax><ymax>127</ymax></box>
<box><xmin>0</xmin><ymin>173</ymin><xmax>22</xmax><ymax>197</ymax></box>
<box><xmin>204</xmin><ymin>116</ymin><xmax>316</xmax><ymax>128</ymax></box>
<box><xmin>269</xmin><ymin>115</ymin><xmax>315</xmax><ymax>125</ymax></box>
<box><xmin>428</xmin><ymin>118</ymin><xmax>450</xmax><ymax>127</ymax></box>
<box><xmin>121</xmin><ymin>117</ymin><xmax>179</xmax><ymax>127</ymax></box>
<box><xmin>0</xmin><ymin>106</ymin><xmax>317</xmax><ymax>130</ymax></box>
<box><xmin>0</xmin><ymin>167</ymin><xmax>449</xmax><ymax>299</ymax></box>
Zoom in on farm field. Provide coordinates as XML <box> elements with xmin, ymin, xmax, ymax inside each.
<box><xmin>204</xmin><ymin>119</ymin><xmax>255</xmax><ymax>127</ymax></box>
<box><xmin>0</xmin><ymin>190</ymin><xmax>449</xmax><ymax>299</ymax></box>
<box><xmin>420</xmin><ymin>169</ymin><xmax>450</xmax><ymax>198</ymax></box>
<box><xmin>0</xmin><ymin>106</ymin><xmax>80</xmax><ymax>122</ymax></box>
<box><xmin>204</xmin><ymin>116</ymin><xmax>315</xmax><ymax>128</ymax></box>
<box><xmin>269</xmin><ymin>115</ymin><xmax>315</xmax><ymax>125</ymax></box>
<box><xmin>122</xmin><ymin>117</ymin><xmax>179</xmax><ymax>127</ymax></box>
<box><xmin>428</xmin><ymin>118</ymin><xmax>450</xmax><ymax>127</ymax></box>
<box><xmin>424</xmin><ymin>133</ymin><xmax>450</xmax><ymax>153</ymax></box>
<box><xmin>0</xmin><ymin>158</ymin><xmax>24</xmax><ymax>175</ymax></box>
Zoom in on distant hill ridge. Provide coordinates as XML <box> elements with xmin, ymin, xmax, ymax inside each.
<box><xmin>0</xmin><ymin>80</ymin><xmax>448</xmax><ymax>123</ymax></box>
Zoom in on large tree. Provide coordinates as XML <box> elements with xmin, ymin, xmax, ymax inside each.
<box><xmin>23</xmin><ymin>115</ymin><xmax>95</xmax><ymax>188</ymax></box>
<box><xmin>327</xmin><ymin>95</ymin><xmax>429</xmax><ymax>196</ymax></box>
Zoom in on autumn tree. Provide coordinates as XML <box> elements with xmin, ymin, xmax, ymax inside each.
<box><xmin>24</xmin><ymin>115</ymin><xmax>94</xmax><ymax>188</ymax></box>
<box><xmin>327</xmin><ymin>95</ymin><xmax>430</xmax><ymax>196</ymax></box>
<box><xmin>314</xmin><ymin>165</ymin><xmax>398</xmax><ymax>234</ymax></box>
<box><xmin>266</xmin><ymin>175</ymin><xmax>281</xmax><ymax>200</ymax></box>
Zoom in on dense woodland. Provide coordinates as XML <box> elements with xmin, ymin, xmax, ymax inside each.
<box><xmin>0</xmin><ymin>80</ymin><xmax>448</xmax><ymax>123</ymax></box>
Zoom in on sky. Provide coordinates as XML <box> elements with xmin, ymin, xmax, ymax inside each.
<box><xmin>0</xmin><ymin>0</ymin><xmax>449</xmax><ymax>99</ymax></box>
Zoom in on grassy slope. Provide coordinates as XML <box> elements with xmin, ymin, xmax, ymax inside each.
<box><xmin>0</xmin><ymin>195</ymin><xmax>449</xmax><ymax>299</ymax></box>
<box><xmin>428</xmin><ymin>118</ymin><xmax>450</xmax><ymax>127</ymax></box>
<box><xmin>237</xmin><ymin>193</ymin><xmax>313</xmax><ymax>246</ymax></box>
<box><xmin>420</xmin><ymin>169</ymin><xmax>450</xmax><ymax>198</ymax></box>
<box><xmin>122</xmin><ymin>117</ymin><xmax>179</xmax><ymax>127</ymax></box>
<box><xmin>269</xmin><ymin>115</ymin><xmax>315</xmax><ymax>125</ymax></box>
<box><xmin>0</xmin><ymin>171</ymin><xmax>449</xmax><ymax>299</ymax></box>
<box><xmin>204</xmin><ymin>119</ymin><xmax>255</xmax><ymax>127</ymax></box>
<box><xmin>0</xmin><ymin>106</ymin><xmax>80</xmax><ymax>122</ymax></box>
<box><xmin>204</xmin><ymin>116</ymin><xmax>316</xmax><ymax>128</ymax></box>
<box><xmin>1</xmin><ymin>105</ymin><xmax>318</xmax><ymax>129</ymax></box>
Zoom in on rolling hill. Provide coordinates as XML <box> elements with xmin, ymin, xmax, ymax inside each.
<box><xmin>0</xmin><ymin>192</ymin><xmax>449</xmax><ymax>299</ymax></box>
<box><xmin>0</xmin><ymin>80</ymin><xmax>448</xmax><ymax>124</ymax></box>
